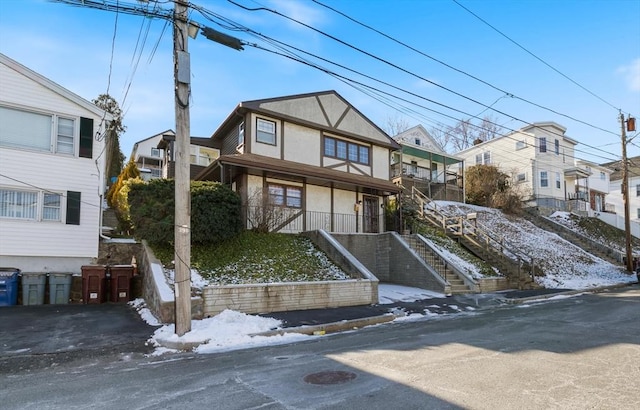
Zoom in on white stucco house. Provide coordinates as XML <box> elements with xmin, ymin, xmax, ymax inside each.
<box><xmin>391</xmin><ymin>125</ymin><xmax>464</xmax><ymax>202</ymax></box>
<box><xmin>455</xmin><ymin>121</ymin><xmax>589</xmax><ymax>214</ymax></box>
<box><xmin>196</xmin><ymin>90</ymin><xmax>401</xmax><ymax>233</ymax></box>
<box><xmin>0</xmin><ymin>53</ymin><xmax>112</xmax><ymax>272</ymax></box>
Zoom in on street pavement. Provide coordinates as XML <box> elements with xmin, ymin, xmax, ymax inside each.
<box><xmin>0</xmin><ymin>284</ymin><xmax>632</xmax><ymax>373</ymax></box>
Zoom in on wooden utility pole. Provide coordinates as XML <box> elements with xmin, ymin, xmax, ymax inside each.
<box><xmin>620</xmin><ymin>111</ymin><xmax>633</xmax><ymax>273</ymax></box>
<box><xmin>173</xmin><ymin>0</ymin><xmax>191</xmax><ymax>335</ymax></box>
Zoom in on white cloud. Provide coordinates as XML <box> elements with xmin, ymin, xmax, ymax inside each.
<box><xmin>270</xmin><ymin>0</ymin><xmax>326</xmax><ymax>28</ymax></box>
<box><xmin>617</xmin><ymin>58</ymin><xmax>640</xmax><ymax>92</ymax></box>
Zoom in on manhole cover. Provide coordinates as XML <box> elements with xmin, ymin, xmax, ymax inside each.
<box><xmin>303</xmin><ymin>371</ymin><xmax>357</xmax><ymax>385</ymax></box>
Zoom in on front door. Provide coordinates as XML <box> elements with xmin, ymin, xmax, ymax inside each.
<box><xmin>363</xmin><ymin>196</ymin><xmax>379</xmax><ymax>233</ymax></box>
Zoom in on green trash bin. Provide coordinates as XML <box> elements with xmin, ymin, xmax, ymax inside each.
<box><xmin>49</xmin><ymin>272</ymin><xmax>73</xmax><ymax>304</ymax></box>
<box><xmin>21</xmin><ymin>272</ymin><xmax>47</xmax><ymax>305</ymax></box>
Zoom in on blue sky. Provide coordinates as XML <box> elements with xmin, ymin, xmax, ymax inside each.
<box><xmin>1</xmin><ymin>0</ymin><xmax>639</xmax><ymax>164</ymax></box>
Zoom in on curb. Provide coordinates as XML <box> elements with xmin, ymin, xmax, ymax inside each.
<box><xmin>502</xmin><ymin>282</ymin><xmax>637</xmax><ymax>305</ymax></box>
<box><xmin>250</xmin><ymin>313</ymin><xmax>398</xmax><ymax>337</ymax></box>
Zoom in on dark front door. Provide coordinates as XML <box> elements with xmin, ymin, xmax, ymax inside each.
<box><xmin>363</xmin><ymin>196</ymin><xmax>379</xmax><ymax>233</ymax></box>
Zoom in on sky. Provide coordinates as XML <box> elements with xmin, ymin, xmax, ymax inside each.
<box><xmin>1</xmin><ymin>0</ymin><xmax>639</xmax><ymax>165</ymax></box>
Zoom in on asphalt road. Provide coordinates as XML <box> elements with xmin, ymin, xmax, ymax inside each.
<box><xmin>4</xmin><ymin>285</ymin><xmax>640</xmax><ymax>410</ymax></box>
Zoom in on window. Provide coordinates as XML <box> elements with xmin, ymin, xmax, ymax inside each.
<box><xmin>414</xmin><ymin>138</ymin><xmax>421</xmax><ymax>145</ymax></box>
<box><xmin>0</xmin><ymin>106</ymin><xmax>93</xmax><ymax>158</ymax></box>
<box><xmin>56</xmin><ymin>117</ymin><xmax>75</xmax><ymax>154</ymax></box>
<box><xmin>268</xmin><ymin>184</ymin><xmax>301</xmax><ymax>208</ymax></box>
<box><xmin>475</xmin><ymin>154</ymin><xmax>482</xmax><ymax>165</ymax></box>
<box><xmin>151</xmin><ymin>168</ymin><xmax>162</xmax><ymax>178</ymax></box>
<box><xmin>636</xmin><ymin>184</ymin><xmax>640</xmax><ymax>197</ymax></box>
<box><xmin>515</xmin><ymin>140</ymin><xmax>527</xmax><ymax>150</ymax></box>
<box><xmin>151</xmin><ymin>148</ymin><xmax>160</xmax><ymax>158</ymax></box>
<box><xmin>540</xmin><ymin>171</ymin><xmax>548</xmax><ymax>187</ymax></box>
<box><xmin>256</xmin><ymin>118</ymin><xmax>276</xmax><ymax>145</ymax></box>
<box><xmin>238</xmin><ymin>122</ymin><xmax>245</xmax><ymax>146</ymax></box>
<box><xmin>190</xmin><ymin>146</ymin><xmax>217</xmax><ymax>166</ymax></box>
<box><xmin>554</xmin><ymin>139</ymin><xmax>560</xmax><ymax>155</ymax></box>
<box><xmin>600</xmin><ymin>171</ymin><xmax>606</xmax><ymax>180</ymax></box>
<box><xmin>483</xmin><ymin>151</ymin><xmax>491</xmax><ymax>164</ymax></box>
<box><xmin>555</xmin><ymin>172</ymin><xmax>561</xmax><ymax>189</ymax></box>
<box><xmin>323</xmin><ymin>136</ymin><xmax>370</xmax><ymax>165</ymax></box>
<box><xmin>637</xmin><ymin>208</ymin><xmax>640</xmax><ymax>219</ymax></box>
<box><xmin>0</xmin><ymin>189</ymin><xmax>62</xmax><ymax>221</ymax></box>
<box><xmin>539</xmin><ymin>137</ymin><xmax>547</xmax><ymax>153</ymax></box>
<box><xmin>517</xmin><ymin>173</ymin><xmax>526</xmax><ymax>182</ymax></box>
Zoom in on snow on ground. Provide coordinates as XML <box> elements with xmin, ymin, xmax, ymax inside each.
<box><xmin>134</xmin><ymin>284</ymin><xmax>447</xmax><ymax>355</ymax></box>
<box><xmin>434</xmin><ymin>201</ymin><xmax>637</xmax><ymax>289</ymax></box>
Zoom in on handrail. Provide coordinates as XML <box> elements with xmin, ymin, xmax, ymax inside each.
<box><xmin>407</xmin><ymin>187</ymin><xmax>536</xmax><ymax>281</ymax></box>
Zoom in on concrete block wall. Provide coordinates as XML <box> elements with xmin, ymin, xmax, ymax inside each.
<box><xmin>332</xmin><ymin>232</ymin><xmax>447</xmax><ymax>293</ymax></box>
<box><xmin>202</xmin><ymin>280</ymin><xmax>376</xmax><ymax>317</ymax></box>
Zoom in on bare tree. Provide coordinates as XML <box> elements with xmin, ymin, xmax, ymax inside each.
<box><xmin>429</xmin><ymin>115</ymin><xmax>505</xmax><ymax>153</ymax></box>
<box><xmin>244</xmin><ymin>187</ymin><xmax>296</xmax><ymax>233</ymax></box>
<box><xmin>383</xmin><ymin>113</ymin><xmax>411</xmax><ymax>137</ymax></box>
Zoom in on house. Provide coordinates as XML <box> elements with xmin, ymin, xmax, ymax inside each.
<box><xmin>130</xmin><ymin>130</ymin><xmax>221</xmax><ymax>181</ymax></box>
<box><xmin>597</xmin><ymin>156</ymin><xmax>640</xmax><ymax>238</ymax></box>
<box><xmin>455</xmin><ymin>121</ymin><xmax>588</xmax><ymax>214</ymax></box>
<box><xmin>573</xmin><ymin>159</ymin><xmax>611</xmax><ymax>214</ymax></box>
<box><xmin>0</xmin><ymin>53</ymin><xmax>112</xmax><ymax>272</ymax></box>
<box><xmin>196</xmin><ymin>90</ymin><xmax>401</xmax><ymax>233</ymax></box>
<box><xmin>390</xmin><ymin>125</ymin><xmax>464</xmax><ymax>202</ymax></box>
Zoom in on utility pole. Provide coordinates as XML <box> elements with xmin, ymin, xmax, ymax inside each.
<box><xmin>173</xmin><ymin>0</ymin><xmax>191</xmax><ymax>335</ymax></box>
<box><xmin>621</xmin><ymin>111</ymin><xmax>633</xmax><ymax>273</ymax></box>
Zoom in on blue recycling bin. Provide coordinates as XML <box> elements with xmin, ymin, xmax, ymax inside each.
<box><xmin>0</xmin><ymin>268</ymin><xmax>20</xmax><ymax>307</ymax></box>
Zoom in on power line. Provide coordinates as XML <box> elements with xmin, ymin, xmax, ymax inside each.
<box><xmin>451</xmin><ymin>0</ymin><xmax>621</xmax><ymax>112</ymax></box>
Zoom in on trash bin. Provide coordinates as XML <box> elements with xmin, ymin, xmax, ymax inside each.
<box><xmin>0</xmin><ymin>268</ymin><xmax>20</xmax><ymax>307</ymax></box>
<box><xmin>109</xmin><ymin>265</ymin><xmax>134</xmax><ymax>302</ymax></box>
<box><xmin>49</xmin><ymin>272</ymin><xmax>73</xmax><ymax>304</ymax></box>
<box><xmin>21</xmin><ymin>272</ymin><xmax>47</xmax><ymax>305</ymax></box>
<box><xmin>81</xmin><ymin>265</ymin><xmax>106</xmax><ymax>304</ymax></box>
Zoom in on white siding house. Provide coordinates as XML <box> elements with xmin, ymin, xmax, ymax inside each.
<box><xmin>455</xmin><ymin>122</ymin><xmax>588</xmax><ymax>214</ymax></box>
<box><xmin>196</xmin><ymin>91</ymin><xmax>401</xmax><ymax>233</ymax></box>
<box><xmin>0</xmin><ymin>53</ymin><xmax>111</xmax><ymax>272</ymax></box>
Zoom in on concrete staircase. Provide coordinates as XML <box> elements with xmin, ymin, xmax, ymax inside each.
<box><xmin>523</xmin><ymin>211</ymin><xmax>622</xmax><ymax>265</ymax></box>
<box><xmin>402</xmin><ymin>235</ymin><xmax>472</xmax><ymax>294</ymax></box>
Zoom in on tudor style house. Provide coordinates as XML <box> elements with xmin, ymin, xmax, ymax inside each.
<box><xmin>456</xmin><ymin>122</ymin><xmax>588</xmax><ymax>214</ymax></box>
<box><xmin>130</xmin><ymin>130</ymin><xmax>220</xmax><ymax>181</ymax></box>
<box><xmin>196</xmin><ymin>91</ymin><xmax>401</xmax><ymax>233</ymax></box>
<box><xmin>391</xmin><ymin>125</ymin><xmax>464</xmax><ymax>202</ymax></box>
<box><xmin>0</xmin><ymin>53</ymin><xmax>111</xmax><ymax>272</ymax></box>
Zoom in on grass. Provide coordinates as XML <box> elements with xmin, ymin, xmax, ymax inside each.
<box><xmin>151</xmin><ymin>231</ymin><xmax>349</xmax><ymax>285</ymax></box>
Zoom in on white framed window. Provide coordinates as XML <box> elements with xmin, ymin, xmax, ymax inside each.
<box><xmin>0</xmin><ymin>188</ymin><xmax>61</xmax><ymax>221</ymax></box>
<box><xmin>238</xmin><ymin>122</ymin><xmax>245</xmax><ymax>146</ymax></box>
<box><xmin>554</xmin><ymin>139</ymin><xmax>560</xmax><ymax>155</ymax></box>
<box><xmin>150</xmin><ymin>168</ymin><xmax>162</xmax><ymax>178</ymax></box>
<box><xmin>56</xmin><ymin>117</ymin><xmax>75</xmax><ymax>155</ymax></box>
<box><xmin>475</xmin><ymin>154</ymin><xmax>482</xmax><ymax>165</ymax></box>
<box><xmin>256</xmin><ymin>118</ymin><xmax>276</xmax><ymax>145</ymax></box>
<box><xmin>268</xmin><ymin>184</ymin><xmax>302</xmax><ymax>208</ymax></box>
<box><xmin>515</xmin><ymin>140</ymin><xmax>527</xmax><ymax>150</ymax></box>
<box><xmin>151</xmin><ymin>148</ymin><xmax>160</xmax><ymax>158</ymax></box>
<box><xmin>190</xmin><ymin>146</ymin><xmax>218</xmax><ymax>166</ymax></box>
<box><xmin>516</xmin><ymin>173</ymin><xmax>526</xmax><ymax>182</ymax></box>
<box><xmin>483</xmin><ymin>151</ymin><xmax>491</xmax><ymax>164</ymax></box>
<box><xmin>636</xmin><ymin>184</ymin><xmax>640</xmax><ymax>197</ymax></box>
<box><xmin>540</xmin><ymin>171</ymin><xmax>549</xmax><ymax>187</ymax></box>
<box><xmin>414</xmin><ymin>138</ymin><xmax>421</xmax><ymax>145</ymax></box>
<box><xmin>555</xmin><ymin>172</ymin><xmax>561</xmax><ymax>189</ymax></box>
<box><xmin>600</xmin><ymin>171</ymin><xmax>606</xmax><ymax>180</ymax></box>
<box><xmin>539</xmin><ymin>137</ymin><xmax>547</xmax><ymax>153</ymax></box>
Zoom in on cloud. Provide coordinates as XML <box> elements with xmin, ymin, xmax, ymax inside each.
<box><xmin>270</xmin><ymin>0</ymin><xmax>326</xmax><ymax>28</ymax></box>
<box><xmin>617</xmin><ymin>58</ymin><xmax>640</xmax><ymax>92</ymax></box>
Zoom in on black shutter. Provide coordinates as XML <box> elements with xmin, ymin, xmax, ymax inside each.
<box><xmin>79</xmin><ymin>117</ymin><xmax>93</xmax><ymax>158</ymax></box>
<box><xmin>66</xmin><ymin>191</ymin><xmax>81</xmax><ymax>225</ymax></box>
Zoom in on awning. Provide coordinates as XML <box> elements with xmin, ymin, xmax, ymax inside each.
<box><xmin>400</xmin><ymin>145</ymin><xmax>462</xmax><ymax>165</ymax></box>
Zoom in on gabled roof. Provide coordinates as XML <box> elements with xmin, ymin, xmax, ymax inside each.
<box><xmin>211</xmin><ymin>90</ymin><xmax>400</xmax><ymax>150</ymax></box>
<box><xmin>0</xmin><ymin>53</ymin><xmax>111</xmax><ymax>120</ymax></box>
<box><xmin>393</xmin><ymin>125</ymin><xmax>446</xmax><ymax>154</ymax></box>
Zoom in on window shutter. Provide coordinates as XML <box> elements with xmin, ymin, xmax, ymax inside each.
<box><xmin>79</xmin><ymin>117</ymin><xmax>93</xmax><ymax>158</ymax></box>
<box><xmin>66</xmin><ymin>191</ymin><xmax>81</xmax><ymax>225</ymax></box>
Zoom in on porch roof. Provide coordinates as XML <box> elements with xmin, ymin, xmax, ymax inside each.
<box><xmin>564</xmin><ymin>167</ymin><xmax>591</xmax><ymax>179</ymax></box>
<box><xmin>196</xmin><ymin>153</ymin><xmax>401</xmax><ymax>196</ymax></box>
<box><xmin>400</xmin><ymin>145</ymin><xmax>463</xmax><ymax>165</ymax></box>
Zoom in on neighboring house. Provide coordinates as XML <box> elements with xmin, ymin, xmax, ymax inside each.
<box><xmin>157</xmin><ymin>131</ymin><xmax>220</xmax><ymax>179</ymax></box>
<box><xmin>196</xmin><ymin>90</ymin><xmax>401</xmax><ymax>233</ymax></box>
<box><xmin>130</xmin><ymin>130</ymin><xmax>168</xmax><ymax>181</ymax></box>
<box><xmin>130</xmin><ymin>130</ymin><xmax>221</xmax><ymax>181</ymax></box>
<box><xmin>603</xmin><ymin>155</ymin><xmax>640</xmax><ymax>218</ymax></box>
<box><xmin>391</xmin><ymin>125</ymin><xmax>464</xmax><ymax>202</ymax></box>
<box><xmin>455</xmin><ymin>122</ymin><xmax>587</xmax><ymax>214</ymax></box>
<box><xmin>574</xmin><ymin>159</ymin><xmax>611</xmax><ymax>214</ymax></box>
<box><xmin>0</xmin><ymin>53</ymin><xmax>111</xmax><ymax>272</ymax></box>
